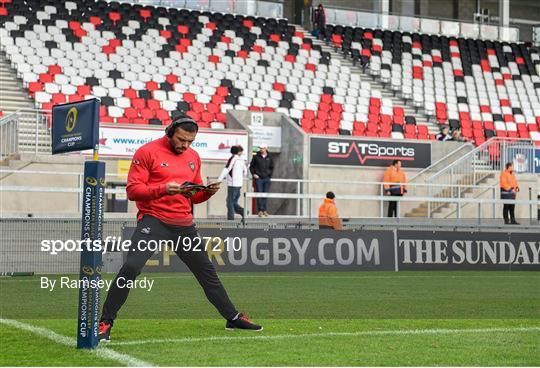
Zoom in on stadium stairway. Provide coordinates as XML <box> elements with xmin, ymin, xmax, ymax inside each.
<box><xmin>0</xmin><ymin>51</ymin><xmax>35</xmax><ymax>114</ymax></box>
<box><xmin>296</xmin><ymin>25</ymin><xmax>440</xmax><ymax>136</ymax></box>
<box><xmin>405</xmin><ymin>171</ymin><xmax>497</xmax><ymax>217</ymax></box>
<box><xmin>0</xmin><ymin>51</ymin><xmax>50</xmax><ymax>156</ymax></box>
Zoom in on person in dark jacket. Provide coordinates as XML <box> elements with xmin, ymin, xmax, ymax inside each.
<box><xmin>436</xmin><ymin>126</ymin><xmax>451</xmax><ymax>141</ymax></box>
<box><xmin>249</xmin><ymin>143</ymin><xmax>274</xmax><ymax>217</ymax></box>
<box><xmin>312</xmin><ymin>4</ymin><xmax>326</xmax><ymax>39</ymax></box>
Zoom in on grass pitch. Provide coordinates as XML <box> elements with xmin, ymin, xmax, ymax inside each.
<box><xmin>1</xmin><ymin>271</ymin><xmax>539</xmax><ymax>366</ymax></box>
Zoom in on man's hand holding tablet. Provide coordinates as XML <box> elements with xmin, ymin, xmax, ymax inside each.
<box><xmin>170</xmin><ymin>180</ymin><xmax>222</xmax><ymax>197</ymax></box>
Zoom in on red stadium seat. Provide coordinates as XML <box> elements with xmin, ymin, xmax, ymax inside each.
<box><xmin>140</xmin><ymin>108</ymin><xmax>154</xmax><ymax>119</ymax></box>
<box><xmin>132</xmin><ymin>117</ymin><xmax>147</xmax><ymax>125</ymax></box>
<box><xmin>214</xmin><ymin>113</ymin><xmax>226</xmax><ymax>123</ymax></box>
<box><xmin>52</xmin><ymin>93</ymin><xmax>66</xmax><ymax>104</ymax></box>
<box><xmin>303</xmin><ymin>110</ymin><xmax>315</xmax><ymax>119</ymax></box>
<box><xmin>207</xmin><ymin>103</ymin><xmax>219</xmax><ymax>114</ymax></box>
<box><xmin>147</xmin><ymin>99</ymin><xmax>160</xmax><ymax>110</ymax></box>
<box><xmin>155</xmin><ymin>109</ymin><xmax>169</xmax><ymax>121</ymax></box>
<box><xmin>301</xmin><ymin>118</ymin><xmax>314</xmax><ymax>129</ymax></box>
<box><xmin>28</xmin><ymin>82</ymin><xmax>43</xmax><ymax>94</ymax></box>
<box><xmin>192</xmin><ymin>102</ymin><xmax>204</xmax><ymax>113</ymax></box>
<box><xmin>125</xmin><ymin>108</ymin><xmax>138</xmax><ymax>119</ymax></box>
<box><xmin>124</xmin><ymin>88</ymin><xmax>137</xmax><ymax>99</ymax></box>
<box><xmin>116</xmin><ymin>117</ymin><xmax>130</xmax><ymax>124</ymax></box>
<box><xmin>68</xmin><ymin>94</ymin><xmax>84</xmax><ymax>102</ymax></box>
<box><xmin>216</xmin><ymin>86</ymin><xmax>229</xmax><ymax>97</ymax></box>
<box><xmin>417</xmin><ymin>125</ymin><xmax>429</xmax><ymax>136</ymax></box>
<box><xmin>183</xmin><ymin>93</ymin><xmax>196</xmax><ymax>103</ymax></box>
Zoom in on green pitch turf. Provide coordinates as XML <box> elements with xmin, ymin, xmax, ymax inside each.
<box><xmin>1</xmin><ymin>271</ymin><xmax>539</xmax><ymax>366</ymax></box>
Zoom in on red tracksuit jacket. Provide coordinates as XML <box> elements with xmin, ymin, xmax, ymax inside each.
<box><xmin>127</xmin><ymin>136</ymin><xmax>212</xmax><ymax>225</ymax></box>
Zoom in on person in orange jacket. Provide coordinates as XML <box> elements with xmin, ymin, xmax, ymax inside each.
<box><xmin>318</xmin><ymin>191</ymin><xmax>342</xmax><ymax>230</ymax></box>
<box><xmin>383</xmin><ymin>160</ymin><xmax>407</xmax><ymax>217</ymax></box>
<box><xmin>500</xmin><ymin>162</ymin><xmax>519</xmax><ymax>225</ymax></box>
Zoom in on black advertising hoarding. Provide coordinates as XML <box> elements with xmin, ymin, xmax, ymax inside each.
<box><xmin>120</xmin><ymin>227</ymin><xmax>539</xmax><ymax>271</ymax></box>
<box><xmin>310</xmin><ymin>136</ymin><xmax>432</xmax><ymax>168</ymax></box>
<box><xmin>397</xmin><ymin>231</ymin><xmax>540</xmax><ymax>271</ymax></box>
<box><xmin>121</xmin><ymin>228</ymin><xmax>396</xmax><ymax>272</ymax></box>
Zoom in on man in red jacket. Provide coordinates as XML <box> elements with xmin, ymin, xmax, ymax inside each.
<box><xmin>98</xmin><ymin>114</ymin><xmax>262</xmax><ymax>341</ymax></box>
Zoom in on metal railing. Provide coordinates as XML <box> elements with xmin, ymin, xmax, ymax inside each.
<box><xmin>425</xmin><ymin>137</ymin><xmax>537</xmax><ymax>217</ymax></box>
<box><xmin>0</xmin><ymin>112</ymin><xmax>19</xmax><ymax>160</ymax></box>
<box><xmin>408</xmin><ymin>143</ymin><xmax>474</xmax><ymax>183</ymax></box>
<box><xmin>317</xmin><ymin>5</ymin><xmax>520</xmax><ymax>42</ymax></box>
<box><xmin>243</xmin><ymin>190</ymin><xmax>539</xmax><ymax>223</ymax></box>
<box><xmin>2</xmin><ymin>168</ymin><xmax>536</xmax><ymax>220</ymax></box>
<box><xmin>0</xmin><ymin>109</ymin><xmax>51</xmax><ymax>157</ymax></box>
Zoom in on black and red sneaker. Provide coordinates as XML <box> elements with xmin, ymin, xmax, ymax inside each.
<box><xmin>225</xmin><ymin>313</ymin><xmax>263</xmax><ymax>331</ymax></box>
<box><xmin>98</xmin><ymin>320</ymin><xmax>113</xmax><ymax>342</ymax></box>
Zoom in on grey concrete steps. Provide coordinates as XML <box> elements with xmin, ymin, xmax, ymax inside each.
<box><xmin>18</xmin><ymin>126</ymin><xmax>50</xmax><ymax>134</ymax></box>
<box><xmin>404</xmin><ymin>172</ymin><xmax>497</xmax><ymax>218</ymax></box>
<box><xmin>0</xmin><ymin>94</ymin><xmax>32</xmax><ymax>102</ymax></box>
<box><xmin>0</xmin><ymin>51</ymin><xmax>38</xmax><ymax>116</ymax></box>
<box><xmin>0</xmin><ymin>51</ymin><xmax>50</xmax><ymax>155</ymax></box>
<box><xmin>0</xmin><ymin>104</ymin><xmax>37</xmax><ymax>115</ymax></box>
<box><xmin>0</xmin><ymin>103</ymin><xmax>36</xmax><ymax>113</ymax></box>
<box><xmin>0</xmin><ymin>80</ymin><xmax>21</xmax><ymax>86</ymax></box>
<box><xmin>0</xmin><ymin>85</ymin><xmax>27</xmax><ymax>92</ymax></box>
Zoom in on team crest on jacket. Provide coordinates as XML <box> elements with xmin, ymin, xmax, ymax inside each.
<box><xmin>133</xmin><ymin>159</ymin><xmax>140</xmax><ymax>165</ymax></box>
<box><xmin>160</xmin><ymin>162</ymin><xmax>169</xmax><ymax>167</ymax></box>
<box><xmin>189</xmin><ymin>161</ymin><xmax>195</xmax><ymax>172</ymax></box>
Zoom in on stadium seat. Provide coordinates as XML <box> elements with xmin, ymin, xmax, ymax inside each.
<box><xmin>324</xmin><ymin>23</ymin><xmax>540</xmax><ymax>145</ymax></box>
<box><xmin>4</xmin><ymin>1</ymin><xmax>539</xmax><ymax>146</ymax></box>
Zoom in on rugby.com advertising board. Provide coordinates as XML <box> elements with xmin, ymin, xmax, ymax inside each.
<box><xmin>310</xmin><ymin>136</ymin><xmax>432</xmax><ymax>168</ymax></box>
<box><xmin>84</xmin><ymin>125</ymin><xmax>249</xmax><ymax>161</ymax></box>
<box><xmin>121</xmin><ymin>228</ymin><xmax>539</xmax><ymax>272</ymax></box>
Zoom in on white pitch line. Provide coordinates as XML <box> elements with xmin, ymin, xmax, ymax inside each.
<box><xmin>0</xmin><ymin>318</ymin><xmax>152</xmax><ymax>367</ymax></box>
<box><xmin>108</xmin><ymin>326</ymin><xmax>540</xmax><ymax>346</ymax></box>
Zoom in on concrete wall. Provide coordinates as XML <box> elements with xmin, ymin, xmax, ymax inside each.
<box><xmin>227</xmin><ymin>110</ymin><xmax>308</xmax><ymax>215</ymax></box>
<box><xmin>416</xmin><ymin>0</ymin><xmax>457</xmax><ymax>20</ymax></box>
<box><xmin>282</xmin><ymin>0</ymin><xmax>295</xmax><ymax>22</ymax></box>
<box><xmin>0</xmin><ymin>153</ymin><xmax>235</xmax><ymax>219</ymax></box>
<box><xmin>397</xmin><ymin>0</ymin><xmax>417</xmax><ymax>16</ymax></box>
<box><xmin>1</xmin><ymin>154</ymin><xmax>85</xmax><ymax>215</ymax></box>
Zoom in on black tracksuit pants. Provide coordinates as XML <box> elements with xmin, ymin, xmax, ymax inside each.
<box><xmin>101</xmin><ymin>215</ymin><xmax>238</xmax><ymax>321</ymax></box>
<box><xmin>387</xmin><ymin>193</ymin><xmax>402</xmax><ymax>217</ymax></box>
<box><xmin>503</xmin><ymin>204</ymin><xmax>516</xmax><ymax>223</ymax></box>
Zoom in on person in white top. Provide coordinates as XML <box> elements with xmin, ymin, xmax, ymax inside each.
<box><xmin>217</xmin><ymin>145</ymin><xmax>247</xmax><ymax>220</ymax></box>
